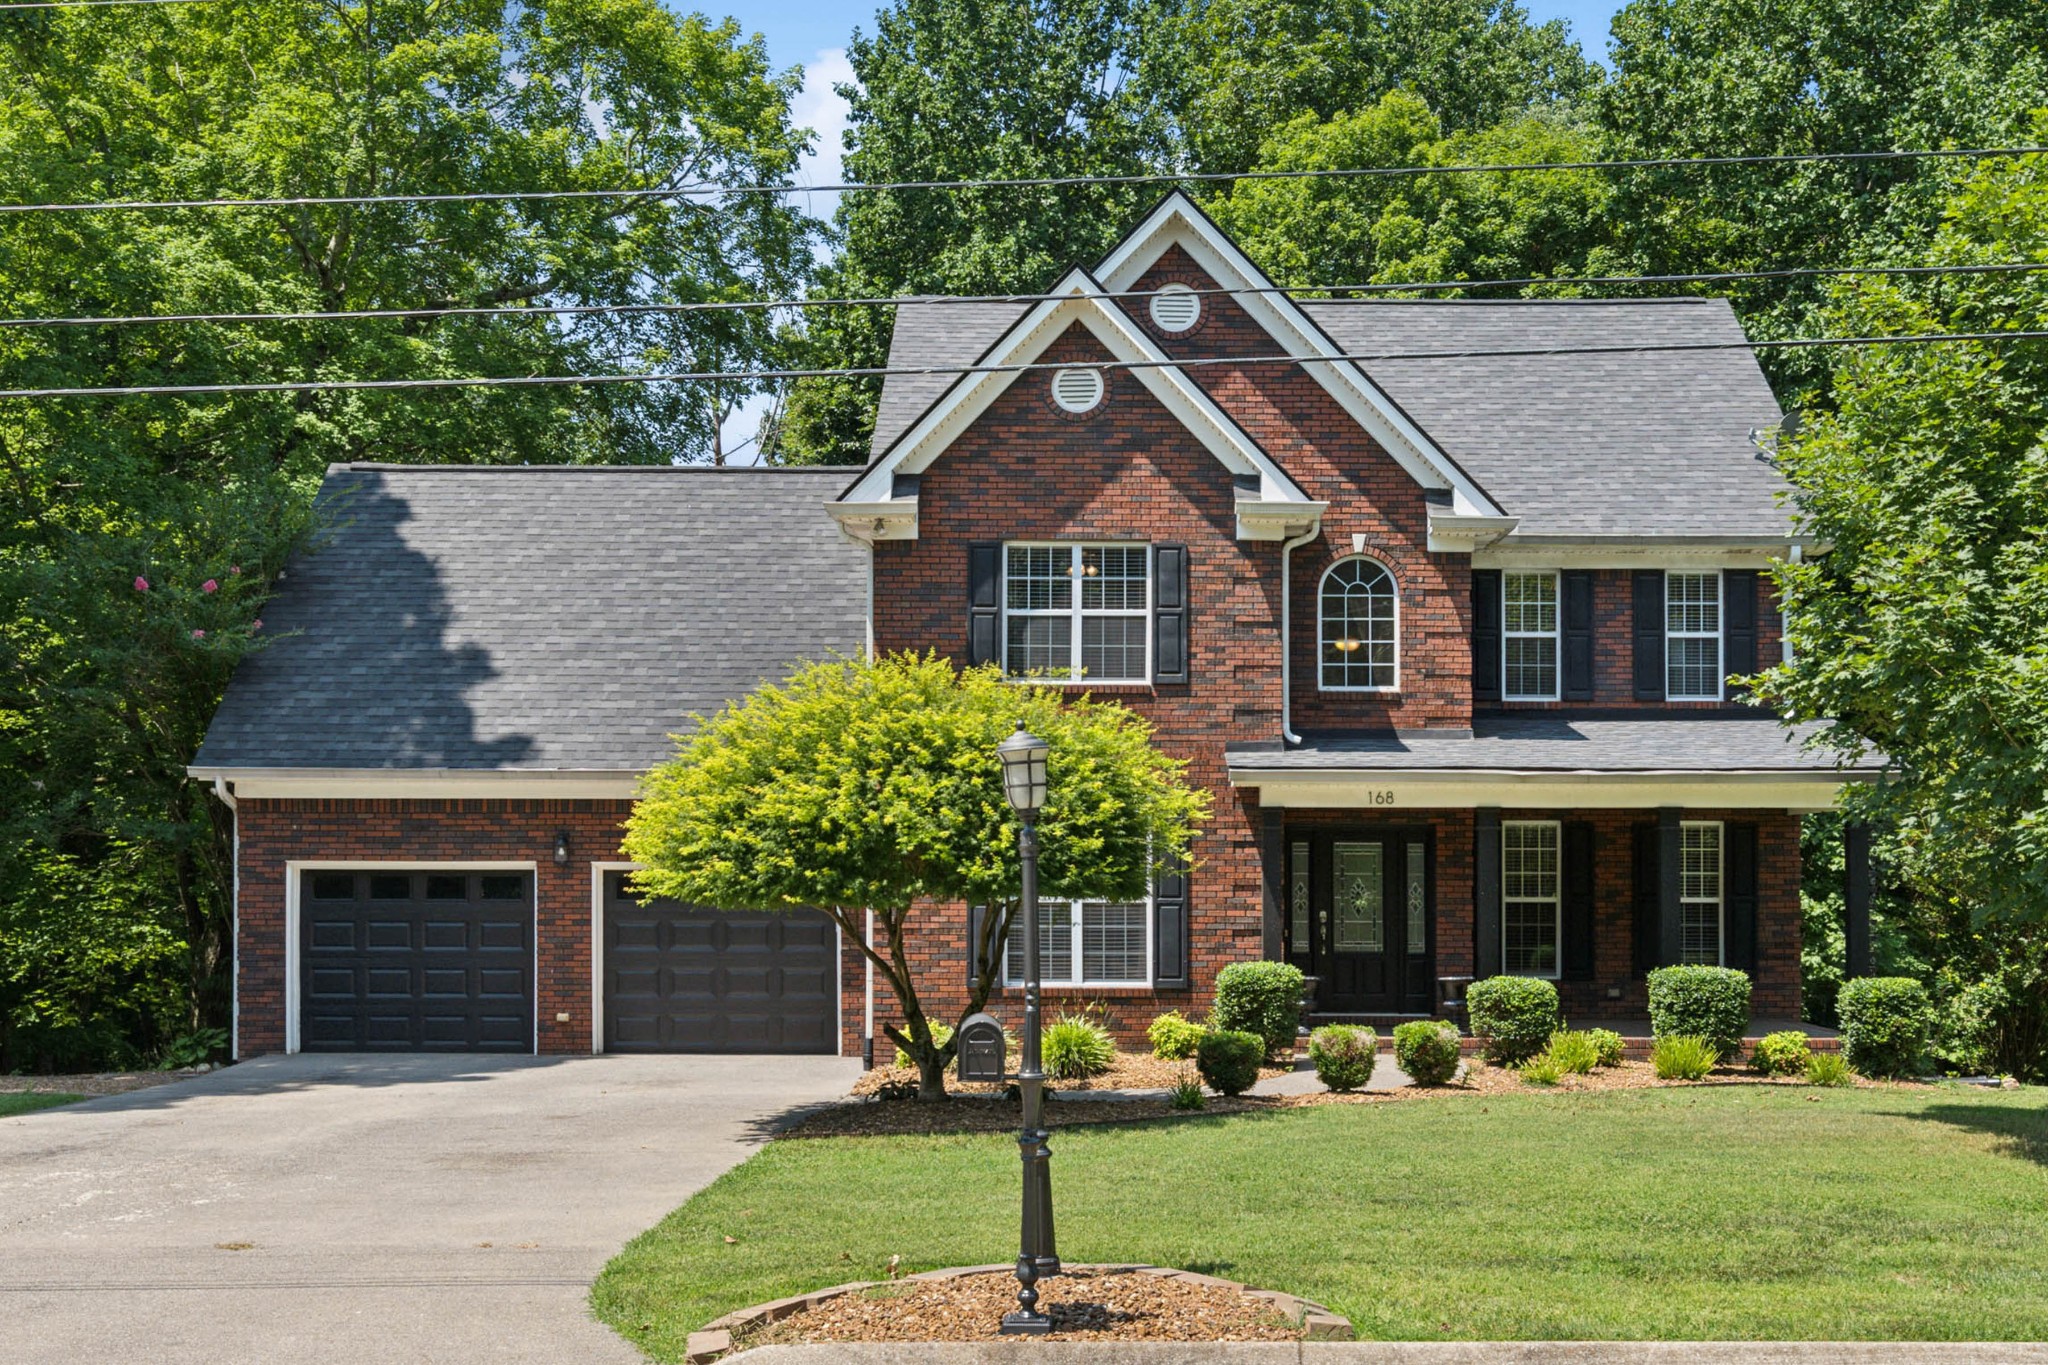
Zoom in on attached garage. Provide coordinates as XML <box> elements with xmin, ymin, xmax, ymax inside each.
<box><xmin>600</xmin><ymin>872</ymin><xmax>837</xmax><ymax>1054</ymax></box>
<box><xmin>299</xmin><ymin>869</ymin><xmax>534</xmax><ymax>1052</ymax></box>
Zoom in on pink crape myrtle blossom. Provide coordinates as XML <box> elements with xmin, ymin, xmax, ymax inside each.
<box><xmin>133</xmin><ymin>577</ymin><xmax>150</xmax><ymax>592</ymax></box>
<box><xmin>191</xmin><ymin>629</ymin><xmax>206</xmax><ymax>640</ymax></box>
<box><xmin>202</xmin><ymin>579</ymin><xmax>219</xmax><ymax>594</ymax></box>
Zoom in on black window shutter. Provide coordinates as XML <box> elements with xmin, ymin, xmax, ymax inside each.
<box><xmin>1632</xmin><ymin>570</ymin><xmax>1666</xmax><ymax>701</ymax></box>
<box><xmin>1562</xmin><ymin>821</ymin><xmax>1596</xmax><ymax>980</ymax></box>
<box><xmin>1562</xmin><ymin>570</ymin><xmax>1596</xmax><ymax>701</ymax></box>
<box><xmin>967</xmin><ymin>543</ymin><xmax>1001</xmax><ymax>666</ymax></box>
<box><xmin>1724</xmin><ymin>821</ymin><xmax>1759</xmax><ymax>973</ymax></box>
<box><xmin>1631</xmin><ymin>823</ymin><xmax>1660</xmax><ymax>976</ymax></box>
<box><xmin>1153</xmin><ymin>544</ymin><xmax>1190</xmax><ymax>685</ymax></box>
<box><xmin>1472</xmin><ymin>570</ymin><xmax>1502</xmax><ymax>704</ymax></box>
<box><xmin>1153</xmin><ymin>852</ymin><xmax>1190</xmax><ymax>988</ymax></box>
<box><xmin>1724</xmin><ymin>569</ymin><xmax>1758</xmax><ymax>696</ymax></box>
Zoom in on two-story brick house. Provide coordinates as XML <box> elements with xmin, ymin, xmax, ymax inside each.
<box><xmin>192</xmin><ymin>194</ymin><xmax>1875</xmax><ymax>1060</ymax></box>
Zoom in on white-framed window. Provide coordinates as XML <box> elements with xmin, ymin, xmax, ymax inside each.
<box><xmin>1003</xmin><ymin>899</ymin><xmax>1152</xmax><ymax>987</ymax></box>
<box><xmin>1666</xmin><ymin>571</ymin><xmax>1723</xmax><ymax>700</ymax></box>
<box><xmin>1319</xmin><ymin>556</ymin><xmax>1399</xmax><ymax>690</ymax></box>
<box><xmin>1002</xmin><ymin>543</ymin><xmax>1150</xmax><ymax>682</ymax></box>
<box><xmin>1503</xmin><ymin>570</ymin><xmax>1559</xmax><ymax>700</ymax></box>
<box><xmin>1502</xmin><ymin>820</ymin><xmax>1561</xmax><ymax>978</ymax></box>
<box><xmin>1680</xmin><ymin>822</ymin><xmax>1724</xmax><ymax>965</ymax></box>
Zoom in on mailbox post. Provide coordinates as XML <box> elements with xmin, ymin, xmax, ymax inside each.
<box><xmin>994</xmin><ymin>723</ymin><xmax>1059</xmax><ymax>1334</ymax></box>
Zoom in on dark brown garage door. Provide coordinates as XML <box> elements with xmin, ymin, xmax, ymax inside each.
<box><xmin>603</xmin><ymin>872</ymin><xmax>836</xmax><ymax>1053</ymax></box>
<box><xmin>300</xmin><ymin>870</ymin><xmax>534</xmax><ymax>1052</ymax></box>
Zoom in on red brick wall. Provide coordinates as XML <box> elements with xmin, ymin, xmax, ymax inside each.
<box><xmin>234</xmin><ymin>798</ymin><xmax>638</xmax><ymax>1057</ymax></box>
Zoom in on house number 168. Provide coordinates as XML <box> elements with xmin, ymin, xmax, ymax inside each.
<box><xmin>1367</xmin><ymin>790</ymin><xmax>1396</xmax><ymax>806</ymax></box>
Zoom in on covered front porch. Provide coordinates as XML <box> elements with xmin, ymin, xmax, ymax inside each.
<box><xmin>1227</xmin><ymin>715</ymin><xmax>1882</xmax><ymax>1029</ymax></box>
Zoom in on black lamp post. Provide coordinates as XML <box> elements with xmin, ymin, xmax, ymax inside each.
<box><xmin>995</xmin><ymin>721</ymin><xmax>1059</xmax><ymax>1334</ymax></box>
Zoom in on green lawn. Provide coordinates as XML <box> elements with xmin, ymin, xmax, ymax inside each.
<box><xmin>593</xmin><ymin>1085</ymin><xmax>2048</xmax><ymax>1359</ymax></box>
<box><xmin>0</xmin><ymin>1092</ymin><xmax>83</xmax><ymax>1117</ymax></box>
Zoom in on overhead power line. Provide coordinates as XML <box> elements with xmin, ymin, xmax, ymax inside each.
<box><xmin>6</xmin><ymin>260</ymin><xmax>2043</xmax><ymax>331</ymax></box>
<box><xmin>0</xmin><ymin>0</ymin><xmax>214</xmax><ymax>7</ymax></box>
<box><xmin>3</xmin><ymin>145</ymin><xmax>2043</xmax><ymax>214</ymax></box>
<box><xmin>2</xmin><ymin>328</ymin><xmax>2041</xmax><ymax>401</ymax></box>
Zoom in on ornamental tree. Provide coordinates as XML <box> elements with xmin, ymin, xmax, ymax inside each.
<box><xmin>623</xmin><ymin>652</ymin><xmax>1208</xmax><ymax>1099</ymax></box>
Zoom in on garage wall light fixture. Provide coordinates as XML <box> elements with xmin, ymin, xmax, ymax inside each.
<box><xmin>553</xmin><ymin>831</ymin><xmax>571</xmax><ymax>866</ymax></box>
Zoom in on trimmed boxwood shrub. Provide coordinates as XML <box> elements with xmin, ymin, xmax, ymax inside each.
<box><xmin>1307</xmin><ymin>1025</ymin><xmax>1377</xmax><ymax>1092</ymax></box>
<box><xmin>1837</xmin><ymin>976</ymin><xmax>1932</xmax><ymax>1078</ymax></box>
<box><xmin>1751</xmin><ymin>1030</ymin><xmax>1813</xmax><ymax>1077</ymax></box>
<box><xmin>1465</xmin><ymin>975</ymin><xmax>1559</xmax><ymax>1064</ymax></box>
<box><xmin>1210</xmin><ymin>961</ymin><xmax>1306</xmax><ymax>1055</ymax></box>
<box><xmin>1393</xmin><ymin>1019</ymin><xmax>1462</xmax><ymax>1085</ymax></box>
<box><xmin>1646</xmin><ymin>965</ymin><xmax>1752</xmax><ymax>1058</ymax></box>
<box><xmin>1146</xmin><ymin>1010</ymin><xmax>1206</xmax><ymax>1061</ymax></box>
<box><xmin>1195</xmin><ymin>1029</ymin><xmax>1265</xmax><ymax>1096</ymax></box>
<box><xmin>1586</xmin><ymin>1027</ymin><xmax>1626</xmax><ymax>1068</ymax></box>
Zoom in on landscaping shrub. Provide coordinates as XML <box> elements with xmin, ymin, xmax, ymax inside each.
<box><xmin>1146</xmin><ymin>1010</ymin><xmax>1206</xmax><ymax>1061</ymax></box>
<box><xmin>1465</xmin><ymin>976</ymin><xmax>1560</xmax><ymax>1064</ymax></box>
<box><xmin>1751</xmin><ymin>1030</ymin><xmax>1814</xmax><ymax>1077</ymax></box>
<box><xmin>1586</xmin><ymin>1027</ymin><xmax>1626</xmax><ymax>1068</ymax></box>
<box><xmin>1806</xmin><ymin>1050</ymin><xmax>1852</xmax><ymax>1087</ymax></box>
<box><xmin>1836</xmin><ymin>976</ymin><xmax>1932</xmax><ymax>1079</ymax></box>
<box><xmin>1307</xmin><ymin>1025</ymin><xmax>1377</xmax><ymax>1092</ymax></box>
<box><xmin>892</xmin><ymin>1021</ymin><xmax>953</xmax><ymax>1070</ymax></box>
<box><xmin>1042</xmin><ymin>1013</ymin><xmax>1114</xmax><ymax>1080</ymax></box>
<box><xmin>1195</xmin><ymin>1028</ymin><xmax>1265</xmax><ymax>1096</ymax></box>
<box><xmin>1646</xmin><ymin>965</ymin><xmax>1752</xmax><ymax>1057</ymax></box>
<box><xmin>1651</xmin><ymin>1034</ymin><xmax>1718</xmax><ymax>1080</ymax></box>
<box><xmin>1168</xmin><ymin>1073</ymin><xmax>1206</xmax><ymax>1111</ymax></box>
<box><xmin>1546</xmin><ymin>1029</ymin><xmax>1600</xmax><ymax>1075</ymax></box>
<box><xmin>1518</xmin><ymin>1052</ymin><xmax>1565</xmax><ymax>1086</ymax></box>
<box><xmin>1393</xmin><ymin>1019</ymin><xmax>1462</xmax><ymax>1085</ymax></box>
<box><xmin>1209</xmin><ymin>961</ymin><xmax>1306</xmax><ymax>1055</ymax></box>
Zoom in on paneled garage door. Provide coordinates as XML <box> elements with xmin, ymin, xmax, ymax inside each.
<box><xmin>299</xmin><ymin>870</ymin><xmax>534</xmax><ymax>1052</ymax></box>
<box><xmin>602</xmin><ymin>871</ymin><xmax>836</xmax><ymax>1053</ymax></box>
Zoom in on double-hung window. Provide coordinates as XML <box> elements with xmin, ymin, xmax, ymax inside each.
<box><xmin>1003</xmin><ymin>543</ymin><xmax>1150</xmax><ymax>682</ymax></box>
<box><xmin>1003</xmin><ymin>900</ymin><xmax>1151</xmax><ymax>987</ymax></box>
<box><xmin>1666</xmin><ymin>571</ymin><xmax>1723</xmax><ymax>700</ymax></box>
<box><xmin>1502</xmin><ymin>821</ymin><xmax>1561</xmax><ymax>978</ymax></box>
<box><xmin>1502</xmin><ymin>571</ymin><xmax>1559</xmax><ymax>700</ymax></box>
<box><xmin>1679</xmin><ymin>822</ymin><xmax>1724</xmax><ymax>965</ymax></box>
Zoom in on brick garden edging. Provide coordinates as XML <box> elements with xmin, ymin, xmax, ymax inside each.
<box><xmin>683</xmin><ymin>1264</ymin><xmax>1354</xmax><ymax>1363</ymax></box>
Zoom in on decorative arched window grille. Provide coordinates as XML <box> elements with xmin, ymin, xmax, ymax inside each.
<box><xmin>1319</xmin><ymin>557</ymin><xmax>1398</xmax><ymax>690</ymax></box>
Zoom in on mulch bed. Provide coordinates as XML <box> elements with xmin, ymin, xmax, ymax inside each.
<box><xmin>850</xmin><ymin>1049</ymin><xmax>1289</xmax><ymax>1098</ymax></box>
<box><xmin>739</xmin><ymin>1268</ymin><xmax>1304</xmax><ymax>1346</ymax></box>
<box><xmin>0</xmin><ymin>1068</ymin><xmax>213</xmax><ymax>1097</ymax></box>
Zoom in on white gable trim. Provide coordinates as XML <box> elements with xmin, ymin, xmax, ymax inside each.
<box><xmin>1095</xmin><ymin>193</ymin><xmax>1507</xmax><ymax>520</ymax></box>
<box><xmin>835</xmin><ymin>269</ymin><xmax>1319</xmax><ymax>541</ymax></box>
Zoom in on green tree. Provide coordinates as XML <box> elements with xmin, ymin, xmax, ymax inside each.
<box><xmin>623</xmin><ymin>653</ymin><xmax>1208</xmax><ymax>1098</ymax></box>
<box><xmin>1598</xmin><ymin>0</ymin><xmax>2048</xmax><ymax>395</ymax></box>
<box><xmin>775</xmin><ymin>0</ymin><xmax>1168</xmax><ymax>464</ymax></box>
<box><xmin>0</xmin><ymin>0</ymin><xmax>817</xmax><ymax>1068</ymax></box>
<box><xmin>1208</xmin><ymin>92</ymin><xmax>1616</xmax><ymax>290</ymax></box>
<box><xmin>1756</xmin><ymin>142</ymin><xmax>2048</xmax><ymax>932</ymax></box>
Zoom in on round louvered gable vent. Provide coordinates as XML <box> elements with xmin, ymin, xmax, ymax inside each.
<box><xmin>1148</xmin><ymin>284</ymin><xmax>1201</xmax><ymax>333</ymax></box>
<box><xmin>1051</xmin><ymin>367</ymin><xmax>1104</xmax><ymax>413</ymax></box>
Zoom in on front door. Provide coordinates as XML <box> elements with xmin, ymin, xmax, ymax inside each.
<box><xmin>1286</xmin><ymin>830</ymin><xmax>1434</xmax><ymax>1014</ymax></box>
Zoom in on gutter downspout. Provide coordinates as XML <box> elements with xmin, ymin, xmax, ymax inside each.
<box><xmin>210</xmin><ymin>778</ymin><xmax>240</xmax><ymax>1060</ymax></box>
<box><xmin>863</xmin><ymin>910</ymin><xmax>876</xmax><ymax>1069</ymax></box>
<box><xmin>1279</xmin><ymin>526</ymin><xmax>1320</xmax><ymax>746</ymax></box>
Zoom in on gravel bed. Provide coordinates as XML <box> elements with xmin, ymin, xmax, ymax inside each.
<box><xmin>739</xmin><ymin>1268</ymin><xmax>1304</xmax><ymax>1346</ymax></box>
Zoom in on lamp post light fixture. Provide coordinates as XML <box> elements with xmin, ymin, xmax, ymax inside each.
<box><xmin>994</xmin><ymin>722</ymin><xmax>1059</xmax><ymax>1334</ymax></box>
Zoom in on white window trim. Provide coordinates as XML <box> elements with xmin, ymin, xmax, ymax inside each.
<box><xmin>1002</xmin><ymin>897</ymin><xmax>1154</xmax><ymax>989</ymax></box>
<box><xmin>1502</xmin><ymin>569</ymin><xmax>1560</xmax><ymax>702</ymax></box>
<box><xmin>1317</xmin><ymin>555</ymin><xmax>1401</xmax><ymax>693</ymax></box>
<box><xmin>1501</xmin><ymin>820</ymin><xmax>1562</xmax><ymax>981</ymax></box>
<box><xmin>1666</xmin><ymin>569</ymin><xmax>1725</xmax><ymax>701</ymax></box>
<box><xmin>1000</xmin><ymin>542</ymin><xmax>1152</xmax><ymax>684</ymax></box>
<box><xmin>1679</xmin><ymin>821</ymin><xmax>1726</xmax><ymax>967</ymax></box>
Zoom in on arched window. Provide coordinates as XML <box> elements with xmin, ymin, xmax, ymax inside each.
<box><xmin>1320</xmin><ymin>557</ymin><xmax>1398</xmax><ymax>690</ymax></box>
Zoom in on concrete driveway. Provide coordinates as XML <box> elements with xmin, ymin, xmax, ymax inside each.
<box><xmin>0</xmin><ymin>1052</ymin><xmax>860</xmax><ymax>1364</ymax></box>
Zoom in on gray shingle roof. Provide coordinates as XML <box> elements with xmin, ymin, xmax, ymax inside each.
<box><xmin>192</xmin><ymin>465</ymin><xmax>867</xmax><ymax>772</ymax></box>
<box><xmin>868</xmin><ymin>295</ymin><xmax>1790</xmax><ymax>539</ymax></box>
<box><xmin>1228</xmin><ymin>715</ymin><xmax>1871</xmax><ymax>774</ymax></box>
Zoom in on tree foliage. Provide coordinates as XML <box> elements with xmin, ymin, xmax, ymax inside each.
<box><xmin>623</xmin><ymin>653</ymin><xmax>1208</xmax><ymax>1097</ymax></box>
<box><xmin>0</xmin><ymin>0</ymin><xmax>815</xmax><ymax>1068</ymax></box>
